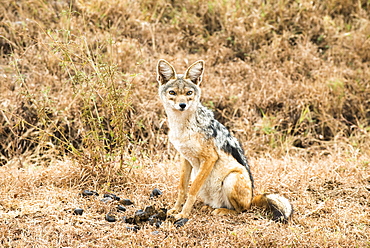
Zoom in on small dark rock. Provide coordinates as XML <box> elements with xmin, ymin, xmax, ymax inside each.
<box><xmin>117</xmin><ymin>205</ymin><xmax>127</xmax><ymax>212</ymax></box>
<box><xmin>150</xmin><ymin>188</ymin><xmax>163</xmax><ymax>198</ymax></box>
<box><xmin>120</xmin><ymin>199</ymin><xmax>134</xmax><ymax>206</ymax></box>
<box><xmin>126</xmin><ymin>225</ymin><xmax>140</xmax><ymax>232</ymax></box>
<box><xmin>104</xmin><ymin>193</ymin><xmax>120</xmax><ymax>201</ymax></box>
<box><xmin>101</xmin><ymin>197</ymin><xmax>114</xmax><ymax>204</ymax></box>
<box><xmin>73</xmin><ymin>208</ymin><xmax>84</xmax><ymax>215</ymax></box>
<box><xmin>81</xmin><ymin>190</ymin><xmax>99</xmax><ymax>197</ymax></box>
<box><xmin>174</xmin><ymin>218</ymin><xmax>188</xmax><ymax>228</ymax></box>
<box><xmin>105</xmin><ymin>213</ymin><xmax>116</xmax><ymax>222</ymax></box>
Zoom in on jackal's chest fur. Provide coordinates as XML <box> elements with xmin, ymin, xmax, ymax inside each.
<box><xmin>168</xmin><ymin>119</ymin><xmax>204</xmax><ymax>167</ymax></box>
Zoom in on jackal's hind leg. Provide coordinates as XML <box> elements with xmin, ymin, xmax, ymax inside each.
<box><xmin>213</xmin><ymin>171</ymin><xmax>253</xmax><ymax>215</ymax></box>
<box><xmin>201</xmin><ymin>205</ymin><xmax>236</xmax><ymax>215</ymax></box>
<box><xmin>211</xmin><ymin>208</ymin><xmax>238</xmax><ymax>216</ymax></box>
<box><xmin>200</xmin><ymin>205</ymin><xmax>214</xmax><ymax>212</ymax></box>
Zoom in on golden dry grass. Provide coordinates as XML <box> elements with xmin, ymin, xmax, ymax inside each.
<box><xmin>1</xmin><ymin>155</ymin><xmax>369</xmax><ymax>247</ymax></box>
<box><xmin>1</xmin><ymin>0</ymin><xmax>370</xmax><ymax>247</ymax></box>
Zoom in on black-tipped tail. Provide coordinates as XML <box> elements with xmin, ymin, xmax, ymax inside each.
<box><xmin>252</xmin><ymin>193</ymin><xmax>293</xmax><ymax>223</ymax></box>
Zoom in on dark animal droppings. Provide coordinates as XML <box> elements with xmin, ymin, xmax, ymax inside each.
<box><xmin>150</xmin><ymin>188</ymin><xmax>163</xmax><ymax>198</ymax></box>
<box><xmin>155</xmin><ymin>221</ymin><xmax>162</xmax><ymax>228</ymax></box>
<box><xmin>101</xmin><ymin>197</ymin><xmax>113</xmax><ymax>203</ymax></box>
<box><xmin>73</xmin><ymin>208</ymin><xmax>84</xmax><ymax>215</ymax></box>
<box><xmin>117</xmin><ymin>205</ymin><xmax>126</xmax><ymax>212</ymax></box>
<box><xmin>157</xmin><ymin>209</ymin><xmax>168</xmax><ymax>221</ymax></box>
<box><xmin>103</xmin><ymin>193</ymin><xmax>120</xmax><ymax>201</ymax></box>
<box><xmin>134</xmin><ymin>209</ymin><xmax>153</xmax><ymax>222</ymax></box>
<box><xmin>105</xmin><ymin>213</ymin><xmax>117</xmax><ymax>222</ymax></box>
<box><xmin>144</xmin><ymin>205</ymin><xmax>156</xmax><ymax>215</ymax></box>
<box><xmin>81</xmin><ymin>190</ymin><xmax>99</xmax><ymax>197</ymax></box>
<box><xmin>121</xmin><ymin>199</ymin><xmax>134</xmax><ymax>206</ymax></box>
<box><xmin>174</xmin><ymin>218</ymin><xmax>188</xmax><ymax>228</ymax></box>
<box><xmin>124</xmin><ymin>217</ymin><xmax>136</xmax><ymax>224</ymax></box>
<box><xmin>126</xmin><ymin>225</ymin><xmax>140</xmax><ymax>232</ymax></box>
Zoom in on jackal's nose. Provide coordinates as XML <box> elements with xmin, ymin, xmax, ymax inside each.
<box><xmin>179</xmin><ymin>103</ymin><xmax>187</xmax><ymax>109</ymax></box>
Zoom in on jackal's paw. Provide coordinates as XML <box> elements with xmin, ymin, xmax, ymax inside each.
<box><xmin>200</xmin><ymin>205</ymin><xmax>214</xmax><ymax>212</ymax></box>
<box><xmin>167</xmin><ymin>208</ymin><xmax>180</xmax><ymax>216</ymax></box>
<box><xmin>211</xmin><ymin>208</ymin><xmax>237</xmax><ymax>216</ymax></box>
<box><xmin>174</xmin><ymin>212</ymin><xmax>189</xmax><ymax>220</ymax></box>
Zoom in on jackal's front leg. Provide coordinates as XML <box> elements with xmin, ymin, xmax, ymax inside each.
<box><xmin>174</xmin><ymin>149</ymin><xmax>218</xmax><ymax>219</ymax></box>
<box><xmin>168</xmin><ymin>157</ymin><xmax>192</xmax><ymax>216</ymax></box>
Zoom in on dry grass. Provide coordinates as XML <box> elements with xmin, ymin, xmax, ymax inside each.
<box><xmin>1</xmin><ymin>155</ymin><xmax>369</xmax><ymax>247</ymax></box>
<box><xmin>1</xmin><ymin>0</ymin><xmax>370</xmax><ymax>247</ymax></box>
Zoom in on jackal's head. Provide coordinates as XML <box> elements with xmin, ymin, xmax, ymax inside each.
<box><xmin>156</xmin><ymin>59</ymin><xmax>204</xmax><ymax>112</ymax></box>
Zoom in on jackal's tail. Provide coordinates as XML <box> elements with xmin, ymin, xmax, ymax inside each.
<box><xmin>252</xmin><ymin>193</ymin><xmax>293</xmax><ymax>223</ymax></box>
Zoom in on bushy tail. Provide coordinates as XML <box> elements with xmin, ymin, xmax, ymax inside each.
<box><xmin>252</xmin><ymin>193</ymin><xmax>293</xmax><ymax>223</ymax></box>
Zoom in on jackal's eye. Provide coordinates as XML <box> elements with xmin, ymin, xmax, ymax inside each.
<box><xmin>169</xmin><ymin>90</ymin><xmax>176</xmax><ymax>95</ymax></box>
<box><xmin>186</xmin><ymin>91</ymin><xmax>193</xmax><ymax>96</ymax></box>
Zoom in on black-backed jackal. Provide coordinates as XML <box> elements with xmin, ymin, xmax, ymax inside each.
<box><xmin>156</xmin><ymin>59</ymin><xmax>293</xmax><ymax>222</ymax></box>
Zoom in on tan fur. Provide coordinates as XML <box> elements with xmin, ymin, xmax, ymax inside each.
<box><xmin>157</xmin><ymin>59</ymin><xmax>292</xmax><ymax>222</ymax></box>
<box><xmin>169</xmin><ymin>135</ymin><xmax>219</xmax><ymax>219</ymax></box>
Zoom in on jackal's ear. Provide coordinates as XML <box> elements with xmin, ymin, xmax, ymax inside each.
<box><xmin>184</xmin><ymin>60</ymin><xmax>204</xmax><ymax>85</ymax></box>
<box><xmin>157</xmin><ymin>59</ymin><xmax>176</xmax><ymax>85</ymax></box>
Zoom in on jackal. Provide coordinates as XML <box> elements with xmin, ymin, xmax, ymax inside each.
<box><xmin>156</xmin><ymin>59</ymin><xmax>292</xmax><ymax>222</ymax></box>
